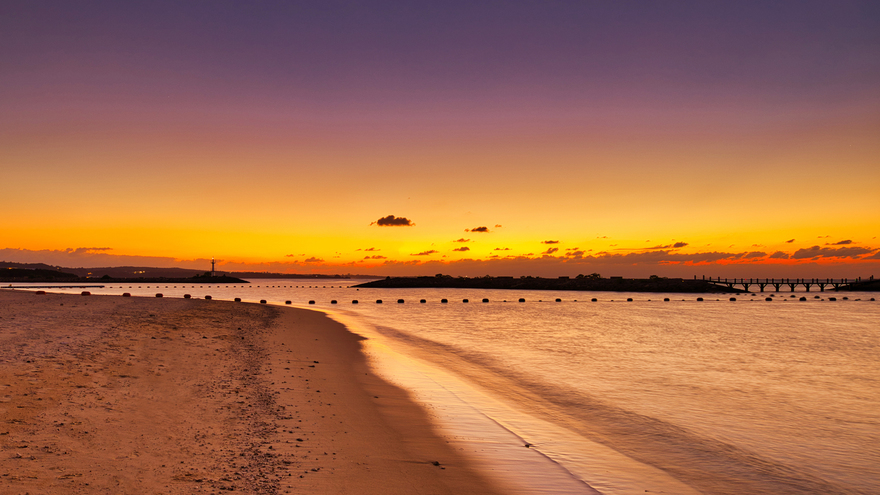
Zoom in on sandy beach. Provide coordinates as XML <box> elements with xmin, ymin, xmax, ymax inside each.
<box><xmin>0</xmin><ymin>290</ymin><xmax>501</xmax><ymax>494</ymax></box>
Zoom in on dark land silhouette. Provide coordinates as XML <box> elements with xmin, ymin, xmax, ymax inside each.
<box><xmin>356</xmin><ymin>275</ymin><xmax>746</xmax><ymax>293</ymax></box>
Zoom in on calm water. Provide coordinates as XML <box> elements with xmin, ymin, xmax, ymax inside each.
<box><xmin>7</xmin><ymin>280</ymin><xmax>879</xmax><ymax>494</ymax></box>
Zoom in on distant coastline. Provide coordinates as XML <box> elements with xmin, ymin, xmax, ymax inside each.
<box><xmin>0</xmin><ymin>268</ymin><xmax>248</xmax><ymax>284</ymax></box>
<box><xmin>355</xmin><ymin>275</ymin><xmax>747</xmax><ymax>293</ymax></box>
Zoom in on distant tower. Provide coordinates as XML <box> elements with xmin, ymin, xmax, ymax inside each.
<box><xmin>211</xmin><ymin>257</ymin><xmax>215</xmax><ymax>278</ymax></box>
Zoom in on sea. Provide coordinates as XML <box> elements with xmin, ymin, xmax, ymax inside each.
<box><xmin>5</xmin><ymin>279</ymin><xmax>878</xmax><ymax>495</ymax></box>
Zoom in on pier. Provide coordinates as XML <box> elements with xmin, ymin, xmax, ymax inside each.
<box><xmin>698</xmin><ymin>276</ymin><xmax>869</xmax><ymax>292</ymax></box>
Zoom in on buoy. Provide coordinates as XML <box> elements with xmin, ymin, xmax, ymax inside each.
<box><xmin>260</xmin><ymin>300</ymin><xmax>267</xmax><ymax>304</ymax></box>
<box><xmin>663</xmin><ymin>298</ymin><xmax>669</xmax><ymax>301</ymax></box>
<box><xmin>81</xmin><ymin>291</ymin><xmax>90</xmax><ymax>296</ymax></box>
<box><xmin>309</xmin><ymin>300</ymin><xmax>316</xmax><ymax>304</ymax></box>
<box><xmin>519</xmin><ymin>298</ymin><xmax>525</xmax><ymax>302</ymax></box>
<box><xmin>376</xmin><ymin>299</ymin><xmax>383</xmax><ymax>304</ymax></box>
<box><xmin>814</xmin><ymin>295</ymin><xmax>820</xmax><ymax>299</ymax></box>
<box><xmin>235</xmin><ymin>298</ymin><xmax>242</xmax><ymax>302</ymax></box>
<box><xmin>730</xmin><ymin>297</ymin><xmax>736</xmax><ymax>301</ymax></box>
<box><xmin>591</xmin><ymin>298</ymin><xmax>598</xmax><ymax>302</ymax></box>
<box><xmin>35</xmin><ymin>290</ymin><xmax>46</xmax><ymax>295</ymax></box>
<box><xmin>420</xmin><ymin>299</ymin><xmax>426</xmax><ymax>303</ymax></box>
<box><xmin>483</xmin><ymin>298</ymin><xmax>489</xmax><ymax>303</ymax></box>
<box><xmin>156</xmin><ymin>293</ymin><xmax>163</xmax><ymax>298</ymax></box>
<box><xmin>331</xmin><ymin>300</ymin><xmax>338</xmax><ymax>304</ymax></box>
<box><xmin>184</xmin><ymin>294</ymin><xmax>191</xmax><ymax>299</ymax></box>
<box><xmin>626</xmin><ymin>298</ymin><xmax>633</xmax><ymax>302</ymax></box>
<box><xmin>765</xmin><ymin>297</ymin><xmax>772</xmax><ymax>301</ymax></box>
<box><xmin>828</xmin><ymin>297</ymin><xmax>836</xmax><ymax>301</ymax></box>
<box><xmin>462</xmin><ymin>299</ymin><xmax>468</xmax><ymax>303</ymax></box>
<box><xmin>799</xmin><ymin>297</ymin><xmax>807</xmax><ymax>301</ymax></box>
<box><xmin>555</xmin><ymin>298</ymin><xmax>561</xmax><ymax>302</ymax></box>
<box><xmin>205</xmin><ymin>295</ymin><xmax>212</xmax><ymax>300</ymax></box>
<box><xmin>696</xmin><ymin>297</ymin><xmax>703</xmax><ymax>301</ymax></box>
<box><xmin>398</xmin><ymin>299</ymin><xmax>404</xmax><ymax>304</ymax></box>
<box><xmin>441</xmin><ymin>299</ymin><xmax>448</xmax><ymax>303</ymax></box>
<box><xmin>122</xmin><ymin>293</ymin><xmax>131</xmax><ymax>297</ymax></box>
<box><xmin>352</xmin><ymin>300</ymin><xmax>359</xmax><ymax>304</ymax></box>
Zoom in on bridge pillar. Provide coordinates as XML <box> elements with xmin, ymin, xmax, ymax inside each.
<box><xmin>804</xmin><ymin>283</ymin><xmax>812</xmax><ymax>292</ymax></box>
<box><xmin>742</xmin><ymin>283</ymin><xmax>751</xmax><ymax>292</ymax></box>
<box><xmin>818</xmin><ymin>283</ymin><xmax>826</xmax><ymax>292</ymax></box>
<box><xmin>758</xmin><ymin>283</ymin><xmax>766</xmax><ymax>292</ymax></box>
<box><xmin>773</xmin><ymin>283</ymin><xmax>782</xmax><ymax>291</ymax></box>
<box><xmin>788</xmin><ymin>283</ymin><xmax>797</xmax><ymax>292</ymax></box>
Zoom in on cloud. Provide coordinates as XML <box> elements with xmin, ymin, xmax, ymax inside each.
<box><xmin>768</xmin><ymin>251</ymin><xmax>790</xmax><ymax>259</ymax></box>
<box><xmin>672</xmin><ymin>242</ymin><xmax>688</xmax><ymax>248</ymax></box>
<box><xmin>411</xmin><ymin>250</ymin><xmax>439</xmax><ymax>256</ymax></box>
<box><xmin>303</xmin><ymin>257</ymin><xmax>324</xmax><ymax>263</ymax></box>
<box><xmin>494</xmin><ymin>247</ymin><xmax>510</xmax><ymax>251</ymax></box>
<box><xmin>785</xmin><ymin>239</ymin><xmax>795</xmax><ymax>243</ymax></box>
<box><xmin>453</xmin><ymin>238</ymin><xmax>470</xmax><ymax>243</ymax></box>
<box><xmin>827</xmin><ymin>240</ymin><xmax>853</xmax><ymax>245</ymax></box>
<box><xmin>371</xmin><ymin>215</ymin><xmax>414</xmax><ymax>227</ymax></box>
<box><xmin>66</xmin><ymin>247</ymin><xmax>112</xmax><ymax>254</ymax></box>
<box><xmin>565</xmin><ymin>250</ymin><xmax>586</xmax><ymax>258</ymax></box>
<box><xmin>453</xmin><ymin>247</ymin><xmax>470</xmax><ymax>252</ymax></box>
<box><xmin>743</xmin><ymin>251</ymin><xmax>767</xmax><ymax>259</ymax></box>
<box><xmin>363</xmin><ymin>255</ymin><xmax>387</xmax><ymax>260</ymax></box>
<box><xmin>285</xmin><ymin>254</ymin><xmax>296</xmax><ymax>257</ymax></box>
<box><xmin>542</xmin><ymin>240</ymin><xmax>559</xmax><ymax>244</ymax></box>
<box><xmin>466</xmin><ymin>226</ymin><xmax>490</xmax><ymax>233</ymax></box>
<box><xmin>542</xmin><ymin>247</ymin><xmax>559</xmax><ymax>255</ymax></box>
<box><xmin>360</xmin><ymin>247</ymin><xmax>381</xmax><ymax>252</ymax></box>
<box><xmin>791</xmin><ymin>246</ymin><xmax>873</xmax><ymax>259</ymax></box>
<box><xmin>862</xmin><ymin>251</ymin><xmax>880</xmax><ymax>259</ymax></box>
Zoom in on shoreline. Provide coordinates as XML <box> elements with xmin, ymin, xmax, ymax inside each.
<box><xmin>0</xmin><ymin>290</ymin><xmax>501</xmax><ymax>494</ymax></box>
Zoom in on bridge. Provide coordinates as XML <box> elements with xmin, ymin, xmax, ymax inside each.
<box><xmin>698</xmin><ymin>276</ymin><xmax>868</xmax><ymax>292</ymax></box>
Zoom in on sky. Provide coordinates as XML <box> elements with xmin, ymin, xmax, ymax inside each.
<box><xmin>2</xmin><ymin>1</ymin><xmax>879</xmax><ymax>278</ymax></box>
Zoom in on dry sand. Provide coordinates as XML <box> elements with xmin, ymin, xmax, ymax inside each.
<box><xmin>0</xmin><ymin>290</ymin><xmax>502</xmax><ymax>494</ymax></box>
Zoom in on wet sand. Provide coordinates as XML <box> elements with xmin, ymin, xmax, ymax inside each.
<box><xmin>0</xmin><ymin>290</ymin><xmax>501</xmax><ymax>494</ymax></box>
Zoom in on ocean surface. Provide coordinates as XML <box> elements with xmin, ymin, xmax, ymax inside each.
<box><xmin>6</xmin><ymin>279</ymin><xmax>878</xmax><ymax>494</ymax></box>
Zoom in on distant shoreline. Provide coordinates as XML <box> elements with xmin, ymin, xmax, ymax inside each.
<box><xmin>355</xmin><ymin>276</ymin><xmax>746</xmax><ymax>293</ymax></box>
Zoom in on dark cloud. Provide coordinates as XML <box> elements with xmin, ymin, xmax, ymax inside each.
<box><xmin>494</xmin><ymin>247</ymin><xmax>510</xmax><ymax>251</ymax></box>
<box><xmin>616</xmin><ymin>244</ymin><xmax>672</xmax><ymax>251</ymax></box>
<box><xmin>495</xmin><ymin>224</ymin><xmax>503</xmax><ymax>228</ymax></box>
<box><xmin>542</xmin><ymin>240</ymin><xmax>559</xmax><ymax>244</ymax></box>
<box><xmin>363</xmin><ymin>255</ymin><xmax>387</xmax><ymax>260</ymax></box>
<box><xmin>285</xmin><ymin>254</ymin><xmax>296</xmax><ymax>257</ymax></box>
<box><xmin>303</xmin><ymin>257</ymin><xmax>324</xmax><ymax>263</ymax></box>
<box><xmin>453</xmin><ymin>247</ymin><xmax>470</xmax><ymax>252</ymax></box>
<box><xmin>566</xmin><ymin>247</ymin><xmax>580</xmax><ymax>251</ymax></box>
<box><xmin>862</xmin><ymin>250</ymin><xmax>880</xmax><ymax>259</ymax></box>
<box><xmin>743</xmin><ymin>251</ymin><xmax>767</xmax><ymax>259</ymax></box>
<box><xmin>411</xmin><ymin>250</ymin><xmax>438</xmax><ymax>256</ymax></box>
<box><xmin>466</xmin><ymin>226</ymin><xmax>490</xmax><ymax>233</ymax></box>
<box><xmin>791</xmin><ymin>246</ymin><xmax>873</xmax><ymax>259</ymax></box>
<box><xmin>362</xmin><ymin>247</ymin><xmax>381</xmax><ymax>251</ymax></box>
<box><xmin>565</xmin><ymin>250</ymin><xmax>586</xmax><ymax>258</ymax></box>
<box><xmin>768</xmin><ymin>251</ymin><xmax>790</xmax><ymax>259</ymax></box>
<box><xmin>371</xmin><ymin>215</ymin><xmax>414</xmax><ymax>227</ymax></box>
<box><xmin>542</xmin><ymin>247</ymin><xmax>559</xmax><ymax>255</ymax></box>
<box><xmin>785</xmin><ymin>239</ymin><xmax>795</xmax><ymax>243</ymax></box>
<box><xmin>673</xmin><ymin>242</ymin><xmax>688</xmax><ymax>248</ymax></box>
<box><xmin>827</xmin><ymin>240</ymin><xmax>853</xmax><ymax>245</ymax></box>
<box><xmin>453</xmin><ymin>238</ymin><xmax>470</xmax><ymax>243</ymax></box>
